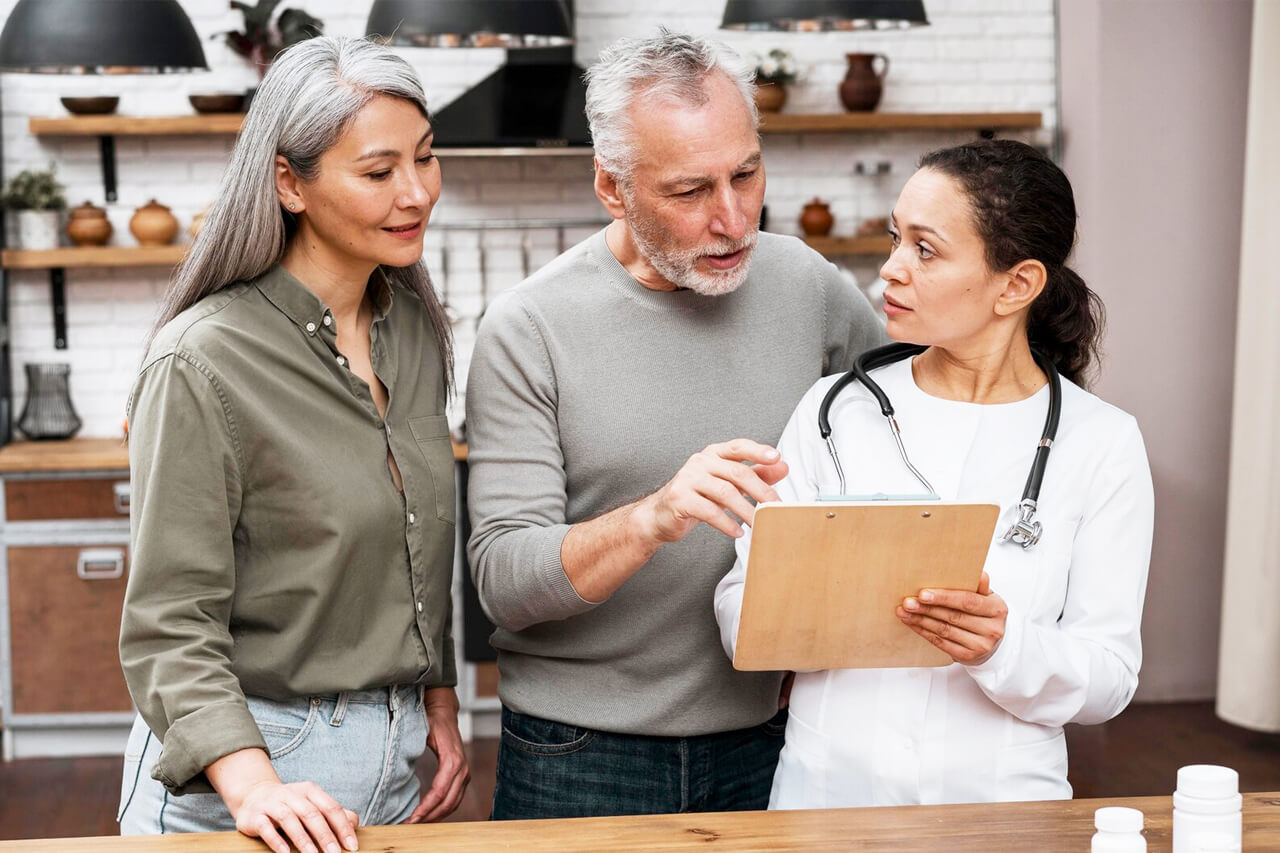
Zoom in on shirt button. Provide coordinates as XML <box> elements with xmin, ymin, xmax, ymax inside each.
<box><xmin>305</xmin><ymin>322</ymin><xmax>316</xmax><ymax>333</ymax></box>
<box><xmin>337</xmin><ymin>355</ymin><xmax>346</xmax><ymax>367</ymax></box>
<box><xmin>408</xmin><ymin>512</ymin><xmax>416</xmax><ymax>524</ymax></box>
<box><xmin>416</xmin><ymin>601</ymin><xmax>423</xmax><ymax>613</ymax></box>
<box><xmin>323</xmin><ymin>314</ymin><xmax>332</xmax><ymax>327</ymax></box>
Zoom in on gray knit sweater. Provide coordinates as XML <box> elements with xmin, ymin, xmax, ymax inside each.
<box><xmin>465</xmin><ymin>228</ymin><xmax>885</xmax><ymax>736</ymax></box>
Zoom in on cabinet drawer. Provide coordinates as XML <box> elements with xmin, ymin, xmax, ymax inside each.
<box><xmin>7</xmin><ymin>544</ymin><xmax>134</xmax><ymax>715</ymax></box>
<box><xmin>5</xmin><ymin>477</ymin><xmax>130</xmax><ymax>521</ymax></box>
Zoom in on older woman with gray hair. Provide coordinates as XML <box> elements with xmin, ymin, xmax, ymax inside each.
<box><xmin>117</xmin><ymin>36</ymin><xmax>465</xmax><ymax>851</ymax></box>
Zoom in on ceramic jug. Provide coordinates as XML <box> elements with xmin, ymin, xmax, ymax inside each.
<box><xmin>840</xmin><ymin>53</ymin><xmax>890</xmax><ymax>112</ymax></box>
<box><xmin>799</xmin><ymin>199</ymin><xmax>834</xmax><ymax>237</ymax></box>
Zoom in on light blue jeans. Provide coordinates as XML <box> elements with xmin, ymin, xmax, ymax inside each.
<box><xmin>118</xmin><ymin>685</ymin><xmax>427</xmax><ymax>834</ymax></box>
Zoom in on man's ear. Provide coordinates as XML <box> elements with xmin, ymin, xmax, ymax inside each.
<box><xmin>275</xmin><ymin>155</ymin><xmax>305</xmax><ymax>213</ymax></box>
<box><xmin>994</xmin><ymin>259</ymin><xmax>1047</xmax><ymax>317</ymax></box>
<box><xmin>593</xmin><ymin>159</ymin><xmax>627</xmax><ymax>220</ymax></box>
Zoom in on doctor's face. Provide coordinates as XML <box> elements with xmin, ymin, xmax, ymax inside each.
<box><xmin>879</xmin><ymin>168</ymin><xmax>1010</xmax><ymax>348</ymax></box>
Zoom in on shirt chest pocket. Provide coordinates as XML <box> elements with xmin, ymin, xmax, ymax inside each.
<box><xmin>409</xmin><ymin>415</ymin><xmax>455</xmax><ymax>524</ymax></box>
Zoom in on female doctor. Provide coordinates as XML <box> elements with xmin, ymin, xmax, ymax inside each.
<box><xmin>714</xmin><ymin>139</ymin><xmax>1154</xmax><ymax>808</ymax></box>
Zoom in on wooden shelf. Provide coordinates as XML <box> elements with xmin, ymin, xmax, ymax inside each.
<box><xmin>760</xmin><ymin>111</ymin><xmax>1042</xmax><ymax>133</ymax></box>
<box><xmin>29</xmin><ymin>114</ymin><xmax>244</xmax><ymax>136</ymax></box>
<box><xmin>803</xmin><ymin>235</ymin><xmax>892</xmax><ymax>257</ymax></box>
<box><xmin>28</xmin><ymin>111</ymin><xmax>1042</xmax><ymax>140</ymax></box>
<box><xmin>1</xmin><ymin>246</ymin><xmax>187</xmax><ymax>270</ymax></box>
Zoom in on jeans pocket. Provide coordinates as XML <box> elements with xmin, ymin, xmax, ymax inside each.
<box><xmin>117</xmin><ymin>716</ymin><xmax>153</xmax><ymax>823</ymax></box>
<box><xmin>501</xmin><ymin>708</ymin><xmax>594</xmax><ymax>757</ymax></box>
<box><xmin>247</xmin><ymin>695</ymin><xmax>321</xmax><ymax>760</ymax></box>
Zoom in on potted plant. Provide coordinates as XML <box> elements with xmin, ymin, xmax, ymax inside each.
<box><xmin>752</xmin><ymin>48</ymin><xmax>798</xmax><ymax>113</ymax></box>
<box><xmin>220</xmin><ymin>0</ymin><xmax>324</xmax><ymax>79</ymax></box>
<box><xmin>2</xmin><ymin>167</ymin><xmax>66</xmax><ymax>250</ymax></box>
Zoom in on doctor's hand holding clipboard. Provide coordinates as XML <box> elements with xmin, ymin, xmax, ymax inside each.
<box><xmin>713</xmin><ymin>139</ymin><xmax>1153</xmax><ymax>811</ymax></box>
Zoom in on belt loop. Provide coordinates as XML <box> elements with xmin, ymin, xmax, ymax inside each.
<box><xmin>329</xmin><ymin>692</ymin><xmax>350</xmax><ymax>727</ymax></box>
<box><xmin>416</xmin><ymin>684</ymin><xmax>425</xmax><ymax>710</ymax></box>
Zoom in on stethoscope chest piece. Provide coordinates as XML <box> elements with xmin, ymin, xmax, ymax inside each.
<box><xmin>1000</xmin><ymin>498</ymin><xmax>1043</xmax><ymax>549</ymax></box>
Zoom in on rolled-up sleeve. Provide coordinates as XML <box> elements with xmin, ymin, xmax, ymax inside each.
<box><xmin>121</xmin><ymin>352</ymin><xmax>265</xmax><ymax>794</ymax></box>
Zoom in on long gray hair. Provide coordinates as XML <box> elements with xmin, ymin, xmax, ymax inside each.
<box><xmin>151</xmin><ymin>35</ymin><xmax>453</xmax><ymax>391</ymax></box>
<box><xmin>584</xmin><ymin>28</ymin><xmax>757</xmax><ymax>184</ymax></box>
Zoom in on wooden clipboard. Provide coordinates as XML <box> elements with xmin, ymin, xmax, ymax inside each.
<box><xmin>733</xmin><ymin>501</ymin><xmax>1000</xmax><ymax>671</ymax></box>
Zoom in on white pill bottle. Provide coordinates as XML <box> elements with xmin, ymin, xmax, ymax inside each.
<box><xmin>1092</xmin><ymin>806</ymin><xmax>1147</xmax><ymax>852</ymax></box>
<box><xmin>1173</xmin><ymin>765</ymin><xmax>1243</xmax><ymax>853</ymax></box>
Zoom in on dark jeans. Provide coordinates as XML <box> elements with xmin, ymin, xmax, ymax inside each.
<box><xmin>491</xmin><ymin>706</ymin><xmax>787</xmax><ymax>819</ymax></box>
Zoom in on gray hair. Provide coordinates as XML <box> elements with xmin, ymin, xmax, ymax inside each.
<box><xmin>150</xmin><ymin>35</ymin><xmax>453</xmax><ymax>391</ymax></box>
<box><xmin>584</xmin><ymin>28</ymin><xmax>758</xmax><ymax>182</ymax></box>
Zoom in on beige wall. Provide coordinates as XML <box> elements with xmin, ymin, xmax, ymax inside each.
<box><xmin>1058</xmin><ymin>1</ymin><xmax>1253</xmax><ymax>700</ymax></box>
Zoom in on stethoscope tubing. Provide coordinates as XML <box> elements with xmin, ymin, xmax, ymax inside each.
<box><xmin>817</xmin><ymin>342</ymin><xmax>1062</xmax><ymax>549</ymax></box>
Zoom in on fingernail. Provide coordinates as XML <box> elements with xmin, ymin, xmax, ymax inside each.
<box><xmin>765</xmin><ymin>449</ymin><xmax>779</xmax><ymax>460</ymax></box>
<box><xmin>904</xmin><ymin>598</ymin><xmax>918</xmax><ymax>610</ymax></box>
<box><xmin>327</xmin><ymin>843</ymin><xmax>340</xmax><ymax>853</ymax></box>
<box><xmin>346</xmin><ymin>837</ymin><xmax>358</xmax><ymax>851</ymax></box>
<box><xmin>920</xmin><ymin>590</ymin><xmax>934</xmax><ymax>602</ymax></box>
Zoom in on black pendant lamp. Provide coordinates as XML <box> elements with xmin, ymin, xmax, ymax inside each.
<box><xmin>0</xmin><ymin>0</ymin><xmax>207</xmax><ymax>73</ymax></box>
<box><xmin>721</xmin><ymin>0</ymin><xmax>929</xmax><ymax>31</ymax></box>
<box><xmin>366</xmin><ymin>0</ymin><xmax>573</xmax><ymax>48</ymax></box>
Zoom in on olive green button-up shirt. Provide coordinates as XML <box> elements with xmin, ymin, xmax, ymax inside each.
<box><xmin>121</xmin><ymin>264</ymin><xmax>456</xmax><ymax>794</ymax></box>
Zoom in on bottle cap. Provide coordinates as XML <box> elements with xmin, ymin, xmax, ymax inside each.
<box><xmin>1095</xmin><ymin>806</ymin><xmax>1144</xmax><ymax>833</ymax></box>
<box><xmin>1189</xmin><ymin>831</ymin><xmax>1241</xmax><ymax>852</ymax></box>
<box><xmin>1176</xmin><ymin>765</ymin><xmax>1239</xmax><ymax>799</ymax></box>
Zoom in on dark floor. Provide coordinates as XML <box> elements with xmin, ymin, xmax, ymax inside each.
<box><xmin>1</xmin><ymin>702</ymin><xmax>1278</xmax><ymax>841</ymax></box>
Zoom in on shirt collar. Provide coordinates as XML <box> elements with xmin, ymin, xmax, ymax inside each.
<box><xmin>255</xmin><ymin>264</ymin><xmax>395</xmax><ymax>336</ymax></box>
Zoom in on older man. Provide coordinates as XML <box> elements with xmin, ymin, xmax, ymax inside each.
<box><xmin>466</xmin><ymin>30</ymin><xmax>885</xmax><ymax>819</ymax></box>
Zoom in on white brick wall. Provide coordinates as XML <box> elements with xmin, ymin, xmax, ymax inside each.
<box><xmin>0</xmin><ymin>0</ymin><xmax>1055</xmax><ymax>437</ymax></box>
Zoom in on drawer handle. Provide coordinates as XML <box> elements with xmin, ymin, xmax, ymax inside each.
<box><xmin>113</xmin><ymin>482</ymin><xmax>131</xmax><ymax>515</ymax></box>
<box><xmin>77</xmin><ymin>548</ymin><xmax>125</xmax><ymax>581</ymax></box>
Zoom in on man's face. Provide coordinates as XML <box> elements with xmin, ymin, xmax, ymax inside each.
<box><xmin>620</xmin><ymin>72</ymin><xmax>765</xmax><ymax>295</ymax></box>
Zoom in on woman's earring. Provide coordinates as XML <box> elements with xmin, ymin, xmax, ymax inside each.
<box><xmin>287</xmin><ymin>203</ymin><xmax>296</xmax><ymax>211</ymax></box>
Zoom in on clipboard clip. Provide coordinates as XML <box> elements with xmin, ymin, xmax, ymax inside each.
<box><xmin>1000</xmin><ymin>499</ymin><xmax>1043</xmax><ymax>549</ymax></box>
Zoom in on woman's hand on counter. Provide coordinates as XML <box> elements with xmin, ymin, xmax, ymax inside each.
<box><xmin>207</xmin><ymin>747</ymin><xmax>360</xmax><ymax>853</ymax></box>
<box><xmin>896</xmin><ymin>572</ymin><xmax>1009</xmax><ymax>665</ymax></box>
<box><xmin>406</xmin><ymin>686</ymin><xmax>470</xmax><ymax>823</ymax></box>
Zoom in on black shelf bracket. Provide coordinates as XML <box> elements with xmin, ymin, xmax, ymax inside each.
<box><xmin>99</xmin><ymin>135</ymin><xmax>118</xmax><ymax>202</ymax></box>
<box><xmin>51</xmin><ymin>267</ymin><xmax>67</xmax><ymax>349</ymax></box>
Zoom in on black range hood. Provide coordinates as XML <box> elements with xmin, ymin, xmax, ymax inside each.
<box><xmin>432</xmin><ymin>54</ymin><xmax>591</xmax><ymax>149</ymax></box>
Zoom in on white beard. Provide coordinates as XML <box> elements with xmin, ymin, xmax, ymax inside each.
<box><xmin>626</xmin><ymin>209</ymin><xmax>759</xmax><ymax>296</ymax></box>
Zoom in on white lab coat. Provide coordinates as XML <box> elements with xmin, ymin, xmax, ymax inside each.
<box><xmin>715</xmin><ymin>358</ymin><xmax>1154</xmax><ymax>808</ymax></box>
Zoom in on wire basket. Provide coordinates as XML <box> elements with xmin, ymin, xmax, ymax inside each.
<box><xmin>17</xmin><ymin>363</ymin><xmax>83</xmax><ymax>440</ymax></box>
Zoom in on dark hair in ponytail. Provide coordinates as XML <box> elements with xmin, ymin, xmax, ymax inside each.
<box><xmin>917</xmin><ymin>139</ymin><xmax>1105</xmax><ymax>386</ymax></box>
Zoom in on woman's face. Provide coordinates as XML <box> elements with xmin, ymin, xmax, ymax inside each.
<box><xmin>289</xmin><ymin>95</ymin><xmax>440</xmax><ymax>271</ymax></box>
<box><xmin>879</xmin><ymin>168</ymin><xmax>1009</xmax><ymax>349</ymax></box>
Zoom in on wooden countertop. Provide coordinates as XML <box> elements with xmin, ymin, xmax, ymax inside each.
<box><xmin>0</xmin><ymin>438</ymin><xmax>467</xmax><ymax>474</ymax></box>
<box><xmin>2</xmin><ymin>792</ymin><xmax>1277</xmax><ymax>851</ymax></box>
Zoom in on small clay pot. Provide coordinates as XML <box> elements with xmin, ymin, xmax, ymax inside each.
<box><xmin>839</xmin><ymin>53</ymin><xmax>890</xmax><ymax>112</ymax></box>
<box><xmin>189</xmin><ymin>207</ymin><xmax>209</xmax><ymax>239</ymax></box>
<box><xmin>130</xmin><ymin>199</ymin><xmax>179</xmax><ymax>247</ymax></box>
<box><xmin>754</xmin><ymin>81</ymin><xmax>787</xmax><ymax>113</ymax></box>
<box><xmin>66</xmin><ymin>201</ymin><xmax>113</xmax><ymax>247</ymax></box>
<box><xmin>799</xmin><ymin>198</ymin><xmax>834</xmax><ymax>237</ymax></box>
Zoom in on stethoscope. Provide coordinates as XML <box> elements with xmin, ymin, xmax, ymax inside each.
<box><xmin>817</xmin><ymin>342</ymin><xmax>1062</xmax><ymax>550</ymax></box>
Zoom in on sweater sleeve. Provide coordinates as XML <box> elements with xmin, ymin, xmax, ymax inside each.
<box><xmin>964</xmin><ymin>416</ymin><xmax>1154</xmax><ymax>726</ymax></box>
<box><xmin>715</xmin><ymin>380</ymin><xmax>827</xmax><ymax>660</ymax></box>
<box><xmin>465</xmin><ymin>293</ymin><xmax>598</xmax><ymax>632</ymax></box>
<box><xmin>120</xmin><ymin>353</ymin><xmax>266</xmax><ymax>795</ymax></box>
<box><xmin>817</xmin><ymin>252</ymin><xmax>888</xmax><ymax>374</ymax></box>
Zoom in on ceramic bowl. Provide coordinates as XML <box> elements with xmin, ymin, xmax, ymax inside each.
<box><xmin>189</xmin><ymin>93</ymin><xmax>245</xmax><ymax>114</ymax></box>
<box><xmin>60</xmin><ymin>96</ymin><xmax>119</xmax><ymax>115</ymax></box>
